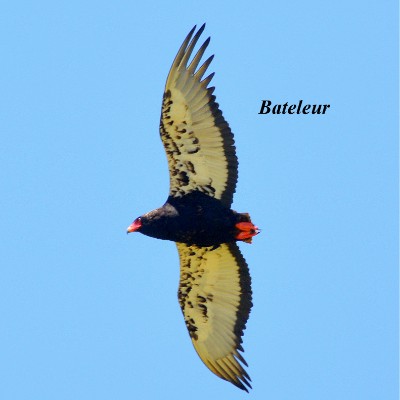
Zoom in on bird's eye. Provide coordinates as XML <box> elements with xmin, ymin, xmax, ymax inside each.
<box><xmin>136</xmin><ymin>217</ymin><xmax>142</xmax><ymax>225</ymax></box>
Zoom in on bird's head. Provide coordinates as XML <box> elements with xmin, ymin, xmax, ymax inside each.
<box><xmin>127</xmin><ymin>217</ymin><xmax>143</xmax><ymax>234</ymax></box>
<box><xmin>127</xmin><ymin>208</ymin><xmax>174</xmax><ymax>240</ymax></box>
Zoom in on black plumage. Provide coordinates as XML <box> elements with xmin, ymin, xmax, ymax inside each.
<box><xmin>136</xmin><ymin>192</ymin><xmax>253</xmax><ymax>246</ymax></box>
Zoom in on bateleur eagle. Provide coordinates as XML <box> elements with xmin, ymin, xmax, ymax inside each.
<box><xmin>127</xmin><ymin>24</ymin><xmax>259</xmax><ymax>392</ymax></box>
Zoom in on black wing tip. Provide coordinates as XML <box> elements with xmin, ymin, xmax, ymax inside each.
<box><xmin>232</xmin><ymin>376</ymin><xmax>252</xmax><ymax>393</ymax></box>
<box><xmin>198</xmin><ymin>22</ymin><xmax>206</xmax><ymax>33</ymax></box>
<box><xmin>220</xmin><ymin>359</ymin><xmax>252</xmax><ymax>392</ymax></box>
<box><xmin>178</xmin><ymin>23</ymin><xmax>209</xmax><ymax>71</ymax></box>
<box><xmin>188</xmin><ymin>24</ymin><xmax>197</xmax><ymax>36</ymax></box>
<box><xmin>191</xmin><ymin>23</ymin><xmax>206</xmax><ymax>45</ymax></box>
<box><xmin>187</xmin><ymin>23</ymin><xmax>206</xmax><ymax>37</ymax></box>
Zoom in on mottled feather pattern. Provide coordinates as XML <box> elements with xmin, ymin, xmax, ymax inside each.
<box><xmin>177</xmin><ymin>242</ymin><xmax>252</xmax><ymax>392</ymax></box>
<box><xmin>160</xmin><ymin>24</ymin><xmax>238</xmax><ymax>207</ymax></box>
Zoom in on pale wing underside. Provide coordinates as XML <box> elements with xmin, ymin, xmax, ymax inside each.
<box><xmin>160</xmin><ymin>24</ymin><xmax>238</xmax><ymax>208</ymax></box>
<box><xmin>176</xmin><ymin>242</ymin><xmax>252</xmax><ymax>391</ymax></box>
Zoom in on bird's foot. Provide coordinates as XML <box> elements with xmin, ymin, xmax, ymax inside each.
<box><xmin>235</xmin><ymin>222</ymin><xmax>260</xmax><ymax>244</ymax></box>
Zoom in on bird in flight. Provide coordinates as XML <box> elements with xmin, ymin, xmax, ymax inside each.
<box><xmin>127</xmin><ymin>24</ymin><xmax>259</xmax><ymax>392</ymax></box>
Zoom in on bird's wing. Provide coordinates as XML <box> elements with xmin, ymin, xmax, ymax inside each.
<box><xmin>159</xmin><ymin>24</ymin><xmax>238</xmax><ymax>208</ymax></box>
<box><xmin>176</xmin><ymin>242</ymin><xmax>252</xmax><ymax>391</ymax></box>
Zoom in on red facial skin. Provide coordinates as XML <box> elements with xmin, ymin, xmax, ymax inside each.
<box><xmin>127</xmin><ymin>218</ymin><xmax>142</xmax><ymax>233</ymax></box>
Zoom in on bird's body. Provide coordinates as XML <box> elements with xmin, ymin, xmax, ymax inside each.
<box><xmin>137</xmin><ymin>192</ymin><xmax>254</xmax><ymax>246</ymax></box>
<box><xmin>127</xmin><ymin>24</ymin><xmax>259</xmax><ymax>392</ymax></box>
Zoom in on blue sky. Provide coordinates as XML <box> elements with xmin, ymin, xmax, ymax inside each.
<box><xmin>1</xmin><ymin>1</ymin><xmax>398</xmax><ymax>399</ymax></box>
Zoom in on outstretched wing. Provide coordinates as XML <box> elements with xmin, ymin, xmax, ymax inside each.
<box><xmin>176</xmin><ymin>242</ymin><xmax>252</xmax><ymax>391</ymax></box>
<box><xmin>159</xmin><ymin>24</ymin><xmax>238</xmax><ymax>208</ymax></box>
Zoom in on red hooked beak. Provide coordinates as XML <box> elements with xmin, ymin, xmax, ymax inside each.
<box><xmin>127</xmin><ymin>218</ymin><xmax>142</xmax><ymax>234</ymax></box>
